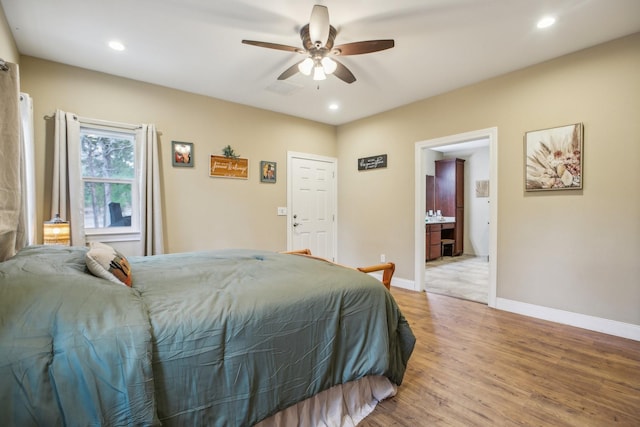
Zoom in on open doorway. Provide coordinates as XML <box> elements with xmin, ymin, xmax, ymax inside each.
<box><xmin>414</xmin><ymin>128</ymin><xmax>498</xmax><ymax>307</ymax></box>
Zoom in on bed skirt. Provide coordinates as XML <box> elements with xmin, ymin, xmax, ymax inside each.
<box><xmin>256</xmin><ymin>375</ymin><xmax>396</xmax><ymax>427</ymax></box>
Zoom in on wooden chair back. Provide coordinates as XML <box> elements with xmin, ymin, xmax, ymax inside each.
<box><xmin>281</xmin><ymin>249</ymin><xmax>394</xmax><ymax>290</ymax></box>
<box><xmin>357</xmin><ymin>263</ymin><xmax>395</xmax><ymax>290</ymax></box>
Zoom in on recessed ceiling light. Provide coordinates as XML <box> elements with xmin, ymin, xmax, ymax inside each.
<box><xmin>328</xmin><ymin>103</ymin><xmax>339</xmax><ymax>110</ymax></box>
<box><xmin>536</xmin><ymin>16</ymin><xmax>556</xmax><ymax>29</ymax></box>
<box><xmin>108</xmin><ymin>40</ymin><xmax>125</xmax><ymax>51</ymax></box>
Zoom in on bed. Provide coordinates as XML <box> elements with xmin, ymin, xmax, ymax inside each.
<box><xmin>0</xmin><ymin>245</ymin><xmax>415</xmax><ymax>426</ymax></box>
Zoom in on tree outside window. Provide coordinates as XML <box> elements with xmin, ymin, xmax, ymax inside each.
<box><xmin>80</xmin><ymin>128</ymin><xmax>136</xmax><ymax>229</ymax></box>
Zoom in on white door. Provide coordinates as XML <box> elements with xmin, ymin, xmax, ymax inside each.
<box><xmin>287</xmin><ymin>152</ymin><xmax>337</xmax><ymax>261</ymax></box>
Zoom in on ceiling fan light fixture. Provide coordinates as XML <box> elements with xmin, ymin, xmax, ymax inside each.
<box><xmin>242</xmin><ymin>4</ymin><xmax>394</xmax><ymax>85</ymax></box>
<box><xmin>321</xmin><ymin>57</ymin><xmax>337</xmax><ymax>74</ymax></box>
<box><xmin>313</xmin><ymin>65</ymin><xmax>326</xmax><ymax>81</ymax></box>
<box><xmin>298</xmin><ymin>57</ymin><xmax>314</xmax><ymax>75</ymax></box>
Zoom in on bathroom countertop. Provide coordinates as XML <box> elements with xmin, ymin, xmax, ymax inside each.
<box><xmin>425</xmin><ymin>216</ymin><xmax>455</xmax><ymax>224</ymax></box>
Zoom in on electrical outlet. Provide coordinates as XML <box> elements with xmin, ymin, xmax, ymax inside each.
<box><xmin>380</xmin><ymin>254</ymin><xmax>386</xmax><ymax>262</ymax></box>
<box><xmin>277</xmin><ymin>207</ymin><xmax>287</xmax><ymax>216</ymax></box>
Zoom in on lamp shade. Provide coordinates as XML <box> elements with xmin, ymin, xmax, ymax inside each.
<box><xmin>313</xmin><ymin>65</ymin><xmax>326</xmax><ymax>81</ymax></box>
<box><xmin>43</xmin><ymin>214</ymin><xmax>70</xmax><ymax>246</ymax></box>
<box><xmin>321</xmin><ymin>57</ymin><xmax>337</xmax><ymax>74</ymax></box>
<box><xmin>298</xmin><ymin>58</ymin><xmax>314</xmax><ymax>76</ymax></box>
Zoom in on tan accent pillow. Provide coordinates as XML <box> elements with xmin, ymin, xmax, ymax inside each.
<box><xmin>85</xmin><ymin>242</ymin><xmax>133</xmax><ymax>286</ymax></box>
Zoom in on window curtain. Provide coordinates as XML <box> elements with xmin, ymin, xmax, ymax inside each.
<box><xmin>0</xmin><ymin>61</ymin><xmax>31</xmax><ymax>261</ymax></box>
<box><xmin>20</xmin><ymin>93</ymin><xmax>37</xmax><ymax>246</ymax></box>
<box><xmin>137</xmin><ymin>124</ymin><xmax>165</xmax><ymax>255</ymax></box>
<box><xmin>52</xmin><ymin>110</ymin><xmax>84</xmax><ymax>245</ymax></box>
<box><xmin>52</xmin><ymin>111</ymin><xmax>164</xmax><ymax>254</ymax></box>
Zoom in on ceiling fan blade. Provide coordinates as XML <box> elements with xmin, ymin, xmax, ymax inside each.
<box><xmin>332</xmin><ymin>60</ymin><xmax>356</xmax><ymax>84</ymax></box>
<box><xmin>242</xmin><ymin>39</ymin><xmax>302</xmax><ymax>53</ymax></box>
<box><xmin>309</xmin><ymin>5</ymin><xmax>330</xmax><ymax>47</ymax></box>
<box><xmin>333</xmin><ymin>39</ymin><xmax>395</xmax><ymax>56</ymax></box>
<box><xmin>277</xmin><ymin>61</ymin><xmax>303</xmax><ymax>80</ymax></box>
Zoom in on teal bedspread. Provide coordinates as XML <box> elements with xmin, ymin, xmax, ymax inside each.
<box><xmin>0</xmin><ymin>246</ymin><xmax>156</xmax><ymax>426</ymax></box>
<box><xmin>0</xmin><ymin>246</ymin><xmax>415</xmax><ymax>426</ymax></box>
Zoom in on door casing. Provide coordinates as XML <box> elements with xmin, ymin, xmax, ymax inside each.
<box><xmin>415</xmin><ymin>127</ymin><xmax>498</xmax><ymax>307</ymax></box>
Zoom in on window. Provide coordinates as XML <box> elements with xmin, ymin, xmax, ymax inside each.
<box><xmin>79</xmin><ymin>123</ymin><xmax>139</xmax><ymax>237</ymax></box>
<box><xmin>52</xmin><ymin>111</ymin><xmax>162</xmax><ymax>253</ymax></box>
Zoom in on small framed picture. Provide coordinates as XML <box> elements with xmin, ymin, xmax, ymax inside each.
<box><xmin>260</xmin><ymin>161</ymin><xmax>276</xmax><ymax>183</ymax></box>
<box><xmin>172</xmin><ymin>141</ymin><xmax>194</xmax><ymax>167</ymax></box>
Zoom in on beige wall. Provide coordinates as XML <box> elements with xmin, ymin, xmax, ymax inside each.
<box><xmin>19</xmin><ymin>56</ymin><xmax>336</xmax><ymax>254</ymax></box>
<box><xmin>338</xmin><ymin>33</ymin><xmax>640</xmax><ymax>326</ymax></box>
<box><xmin>0</xmin><ymin>4</ymin><xmax>19</xmax><ymax>63</ymax></box>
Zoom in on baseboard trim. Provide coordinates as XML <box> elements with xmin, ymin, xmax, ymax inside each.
<box><xmin>389</xmin><ymin>276</ymin><xmax>416</xmax><ymax>291</ymax></box>
<box><xmin>496</xmin><ymin>298</ymin><xmax>640</xmax><ymax>342</ymax></box>
<box><xmin>387</xmin><ymin>278</ymin><xmax>640</xmax><ymax>341</ymax></box>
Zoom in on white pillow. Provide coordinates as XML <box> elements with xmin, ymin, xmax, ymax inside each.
<box><xmin>85</xmin><ymin>242</ymin><xmax>133</xmax><ymax>286</ymax></box>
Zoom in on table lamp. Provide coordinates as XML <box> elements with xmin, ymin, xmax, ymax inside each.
<box><xmin>43</xmin><ymin>214</ymin><xmax>70</xmax><ymax>245</ymax></box>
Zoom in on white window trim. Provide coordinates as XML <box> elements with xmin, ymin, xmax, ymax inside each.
<box><xmin>78</xmin><ymin>117</ymin><xmax>143</xmax><ymax>244</ymax></box>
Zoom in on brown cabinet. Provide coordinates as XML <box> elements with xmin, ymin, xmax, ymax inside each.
<box><xmin>425</xmin><ymin>174</ymin><xmax>435</xmax><ymax>213</ymax></box>
<box><xmin>425</xmin><ymin>223</ymin><xmax>442</xmax><ymax>261</ymax></box>
<box><xmin>435</xmin><ymin>158</ymin><xmax>465</xmax><ymax>256</ymax></box>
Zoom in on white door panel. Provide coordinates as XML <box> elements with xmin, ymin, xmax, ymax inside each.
<box><xmin>288</xmin><ymin>153</ymin><xmax>337</xmax><ymax>261</ymax></box>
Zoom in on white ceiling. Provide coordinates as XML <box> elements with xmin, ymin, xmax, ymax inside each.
<box><xmin>3</xmin><ymin>0</ymin><xmax>640</xmax><ymax>126</ymax></box>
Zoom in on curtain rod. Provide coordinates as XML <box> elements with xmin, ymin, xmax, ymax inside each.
<box><xmin>43</xmin><ymin>113</ymin><xmax>162</xmax><ymax>135</ymax></box>
<box><xmin>0</xmin><ymin>59</ymin><xmax>9</xmax><ymax>72</ymax></box>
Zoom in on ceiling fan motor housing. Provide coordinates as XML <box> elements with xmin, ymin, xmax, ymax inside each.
<box><xmin>301</xmin><ymin>24</ymin><xmax>337</xmax><ymax>51</ymax></box>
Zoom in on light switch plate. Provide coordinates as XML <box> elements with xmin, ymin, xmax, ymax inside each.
<box><xmin>277</xmin><ymin>207</ymin><xmax>287</xmax><ymax>216</ymax></box>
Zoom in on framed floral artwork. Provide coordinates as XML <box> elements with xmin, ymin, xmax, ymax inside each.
<box><xmin>524</xmin><ymin>123</ymin><xmax>583</xmax><ymax>191</ymax></box>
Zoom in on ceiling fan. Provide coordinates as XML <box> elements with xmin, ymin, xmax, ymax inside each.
<box><xmin>242</xmin><ymin>5</ymin><xmax>394</xmax><ymax>84</ymax></box>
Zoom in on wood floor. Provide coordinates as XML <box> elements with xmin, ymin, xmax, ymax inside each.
<box><xmin>361</xmin><ymin>288</ymin><xmax>640</xmax><ymax>426</ymax></box>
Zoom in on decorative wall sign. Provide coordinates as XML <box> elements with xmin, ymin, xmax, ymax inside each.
<box><xmin>209</xmin><ymin>155</ymin><xmax>249</xmax><ymax>179</ymax></box>
<box><xmin>172</xmin><ymin>141</ymin><xmax>194</xmax><ymax>167</ymax></box>
<box><xmin>260</xmin><ymin>161</ymin><xmax>277</xmax><ymax>183</ymax></box>
<box><xmin>358</xmin><ymin>154</ymin><xmax>387</xmax><ymax>171</ymax></box>
<box><xmin>525</xmin><ymin>123</ymin><xmax>583</xmax><ymax>191</ymax></box>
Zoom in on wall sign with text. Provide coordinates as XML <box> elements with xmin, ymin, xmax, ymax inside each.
<box><xmin>358</xmin><ymin>154</ymin><xmax>387</xmax><ymax>171</ymax></box>
<box><xmin>209</xmin><ymin>155</ymin><xmax>249</xmax><ymax>179</ymax></box>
